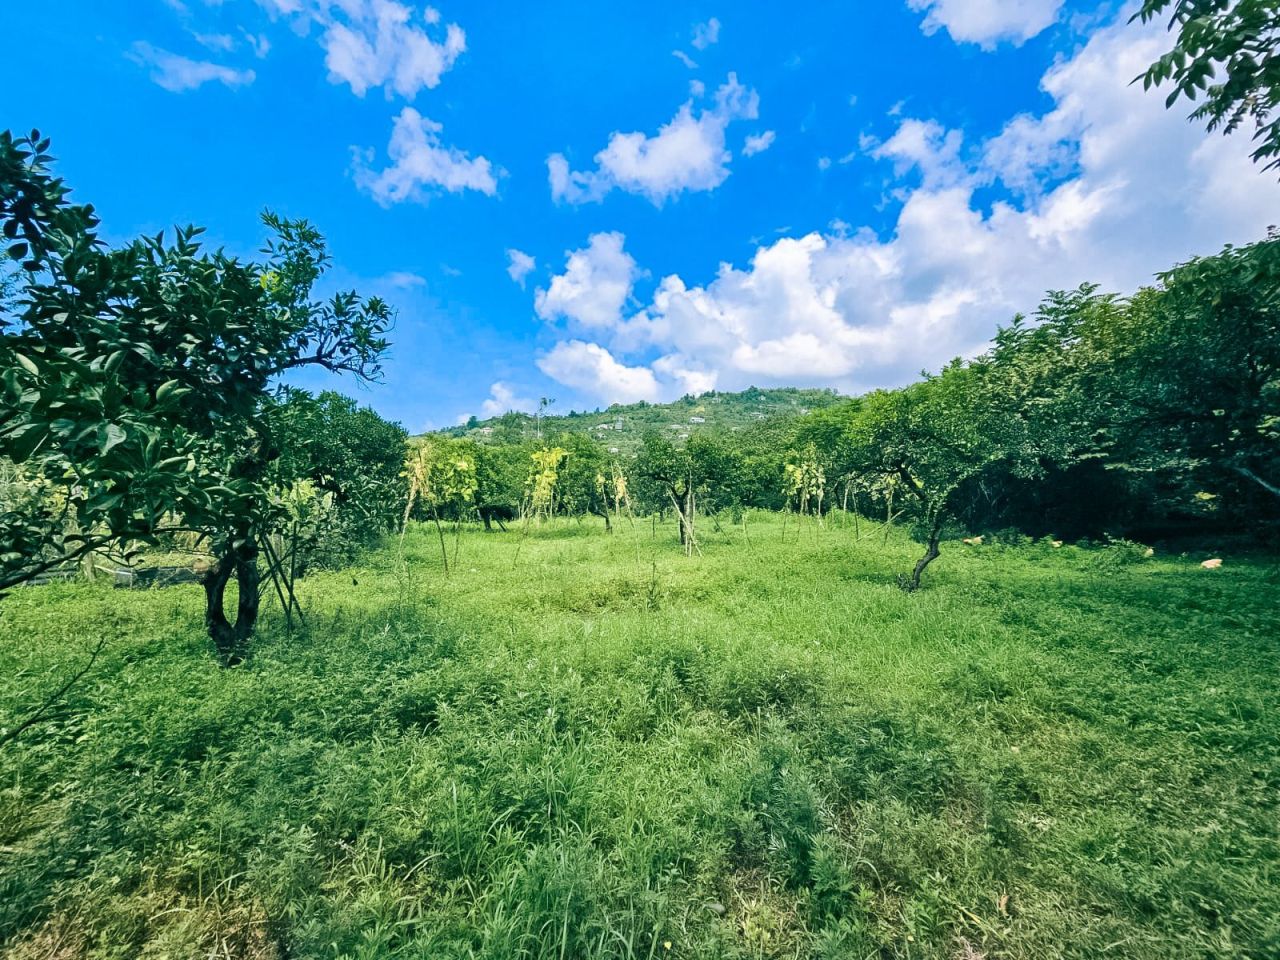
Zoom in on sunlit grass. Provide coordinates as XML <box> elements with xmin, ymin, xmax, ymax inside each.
<box><xmin>1</xmin><ymin>514</ymin><xmax>1277</xmax><ymax>958</ymax></box>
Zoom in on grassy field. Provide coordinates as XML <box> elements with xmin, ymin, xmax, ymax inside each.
<box><xmin>1</xmin><ymin>515</ymin><xmax>1277</xmax><ymax>959</ymax></box>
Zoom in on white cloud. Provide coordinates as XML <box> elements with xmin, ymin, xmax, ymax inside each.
<box><xmin>531</xmin><ymin>10</ymin><xmax>1278</xmax><ymax>406</ymax></box>
<box><xmin>187</xmin><ymin>25</ymin><xmax>271</xmax><ymax>59</ymax></box>
<box><xmin>127</xmin><ymin>42</ymin><xmax>256</xmax><ymax>92</ymax></box>
<box><xmin>535</xmin><ymin>232</ymin><xmax>638</xmax><ymax>329</ymax></box>
<box><xmin>252</xmin><ymin>0</ymin><xmax>464</xmax><ymax>98</ymax></box>
<box><xmin>547</xmin><ymin>74</ymin><xmax>759</xmax><ymax>206</ymax></box>
<box><xmin>506</xmin><ymin>248</ymin><xmax>536</xmax><ymax>286</ymax></box>
<box><xmin>869</xmin><ymin>118</ymin><xmax>967</xmax><ymax>187</ymax></box>
<box><xmin>742</xmin><ymin>130</ymin><xmax>776</xmax><ymax>156</ymax></box>
<box><xmin>353</xmin><ymin>106</ymin><xmax>497</xmax><ymax>204</ymax></box>
<box><xmin>480</xmin><ymin>381</ymin><xmax>535</xmax><ymax>417</ymax></box>
<box><xmin>383</xmin><ymin>270</ymin><xmax>426</xmax><ymax>287</ymax></box>
<box><xmin>908</xmin><ymin>0</ymin><xmax>1064</xmax><ymax>49</ymax></box>
<box><xmin>537</xmin><ymin>341</ymin><xmax>661</xmax><ymax>405</ymax></box>
<box><xmin>672</xmin><ymin>49</ymin><xmax>698</xmax><ymax>69</ymax></box>
<box><xmin>194</xmin><ymin>33</ymin><xmax>236</xmax><ymax>53</ymax></box>
<box><xmin>245</xmin><ymin>32</ymin><xmax>272</xmax><ymax>58</ymax></box>
<box><xmin>324</xmin><ymin>12</ymin><xmax>463</xmax><ymax>98</ymax></box>
<box><xmin>691</xmin><ymin>17</ymin><xmax>721</xmax><ymax>50</ymax></box>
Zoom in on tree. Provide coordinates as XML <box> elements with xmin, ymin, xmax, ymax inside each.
<box><xmin>634</xmin><ymin>431</ymin><xmax>741</xmax><ymax>553</ymax></box>
<box><xmin>1092</xmin><ymin>236</ymin><xmax>1280</xmax><ymax>513</ymax></box>
<box><xmin>554</xmin><ymin>431</ymin><xmax>615</xmax><ymax>530</ymax></box>
<box><xmin>1136</xmin><ymin>0</ymin><xmax>1280</xmax><ymax>171</ymax></box>
<box><xmin>266</xmin><ymin>390</ymin><xmax>408</xmax><ymax>567</ymax></box>
<box><xmin>403</xmin><ymin>437</ymin><xmax>477</xmax><ymax>571</ymax></box>
<box><xmin>472</xmin><ymin>441</ymin><xmax>526</xmax><ymax>530</ymax></box>
<box><xmin>526</xmin><ymin>446</ymin><xmax>568</xmax><ymax>521</ymax></box>
<box><xmin>979</xmin><ymin>241</ymin><xmax>1280</xmax><ymax>536</ymax></box>
<box><xmin>842</xmin><ymin>357</ymin><xmax>1053</xmax><ymax>590</ymax></box>
<box><xmin>782</xmin><ymin>444</ymin><xmax>826</xmax><ymax>530</ymax></box>
<box><xmin>0</xmin><ymin>131</ymin><xmax>392</xmax><ymax>662</ymax></box>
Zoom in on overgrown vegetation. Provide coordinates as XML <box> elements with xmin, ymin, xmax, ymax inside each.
<box><xmin>1</xmin><ymin>517</ymin><xmax>1276</xmax><ymax>958</ymax></box>
<box><xmin>2</xmin><ymin>23</ymin><xmax>1280</xmax><ymax>949</ymax></box>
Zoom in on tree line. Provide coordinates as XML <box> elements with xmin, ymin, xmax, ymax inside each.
<box><xmin>2</xmin><ymin>122</ymin><xmax>1278</xmax><ymax>665</ymax></box>
<box><xmin>404</xmin><ymin>233</ymin><xmax>1279</xmax><ymax>589</ymax></box>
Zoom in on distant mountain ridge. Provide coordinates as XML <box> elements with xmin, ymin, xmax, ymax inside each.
<box><xmin>439</xmin><ymin>386</ymin><xmax>845</xmax><ymax>452</ymax></box>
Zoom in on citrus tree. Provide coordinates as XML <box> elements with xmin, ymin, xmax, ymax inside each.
<box><xmin>554</xmin><ymin>432</ymin><xmax>615</xmax><ymax>530</ymax></box>
<box><xmin>0</xmin><ymin>130</ymin><xmax>392</xmax><ymax>662</ymax></box>
<box><xmin>635</xmin><ymin>431</ymin><xmax>741</xmax><ymax>554</ymax></box>
<box><xmin>843</xmin><ymin>360</ymin><xmax>1047</xmax><ymax>590</ymax></box>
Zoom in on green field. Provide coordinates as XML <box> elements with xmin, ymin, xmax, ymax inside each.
<box><xmin>2</xmin><ymin>516</ymin><xmax>1277</xmax><ymax>959</ymax></box>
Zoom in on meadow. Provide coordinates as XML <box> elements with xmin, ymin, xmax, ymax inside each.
<box><xmin>1</xmin><ymin>515</ymin><xmax>1277</xmax><ymax>959</ymax></box>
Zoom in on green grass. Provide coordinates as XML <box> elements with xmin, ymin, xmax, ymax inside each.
<box><xmin>1</xmin><ymin>515</ymin><xmax>1277</xmax><ymax>959</ymax></box>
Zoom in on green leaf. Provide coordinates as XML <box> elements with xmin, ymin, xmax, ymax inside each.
<box><xmin>6</xmin><ymin>423</ymin><xmax>49</xmax><ymax>462</ymax></box>
<box><xmin>102</xmin><ymin>423</ymin><xmax>126</xmax><ymax>454</ymax></box>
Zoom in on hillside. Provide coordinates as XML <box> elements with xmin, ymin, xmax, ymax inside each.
<box><xmin>442</xmin><ymin>386</ymin><xmax>845</xmax><ymax>452</ymax></box>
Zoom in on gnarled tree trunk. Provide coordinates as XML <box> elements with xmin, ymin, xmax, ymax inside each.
<box><xmin>203</xmin><ymin>540</ymin><xmax>260</xmax><ymax>665</ymax></box>
<box><xmin>904</xmin><ymin>513</ymin><xmax>943</xmax><ymax>592</ymax></box>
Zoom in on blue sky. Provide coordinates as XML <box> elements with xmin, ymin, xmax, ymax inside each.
<box><xmin>9</xmin><ymin>0</ymin><xmax>1277</xmax><ymax>429</ymax></box>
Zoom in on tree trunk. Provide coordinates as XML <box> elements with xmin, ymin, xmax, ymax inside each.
<box><xmin>1233</xmin><ymin>465</ymin><xmax>1280</xmax><ymax>499</ymax></box>
<box><xmin>683</xmin><ymin>486</ymin><xmax>696</xmax><ymax>556</ymax></box>
<box><xmin>668</xmin><ymin>486</ymin><xmax>687</xmax><ymax>546</ymax></box>
<box><xmin>203</xmin><ymin>540</ymin><xmax>260</xmax><ymax>665</ymax></box>
<box><xmin>432</xmin><ymin>511</ymin><xmax>449</xmax><ymax>573</ymax></box>
<box><xmin>904</xmin><ymin>514</ymin><xmax>943</xmax><ymax>592</ymax></box>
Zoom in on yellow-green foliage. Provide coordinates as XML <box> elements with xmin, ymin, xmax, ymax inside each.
<box><xmin>783</xmin><ymin>445</ymin><xmax>826</xmax><ymax>514</ymax></box>
<box><xmin>527</xmin><ymin>446</ymin><xmax>567</xmax><ymax>517</ymax></box>
<box><xmin>402</xmin><ymin>438</ymin><xmax>478</xmax><ymax>525</ymax></box>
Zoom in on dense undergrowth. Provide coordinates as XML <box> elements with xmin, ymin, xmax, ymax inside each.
<box><xmin>1</xmin><ymin>515</ymin><xmax>1277</xmax><ymax>958</ymax></box>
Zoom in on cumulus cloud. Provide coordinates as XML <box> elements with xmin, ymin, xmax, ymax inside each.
<box><xmin>127</xmin><ymin>42</ymin><xmax>256</xmax><ymax>92</ymax></box>
<box><xmin>691</xmin><ymin>17</ymin><xmax>721</xmax><ymax>50</ymax></box>
<box><xmin>480</xmin><ymin>381</ymin><xmax>535</xmax><ymax>417</ymax></box>
<box><xmin>535</xmin><ymin>232</ymin><xmax>639</xmax><ymax>329</ymax></box>
<box><xmin>547</xmin><ymin>74</ymin><xmax>759</xmax><ymax>206</ymax></box>
<box><xmin>506</xmin><ymin>248</ymin><xmax>536</xmax><ymax>286</ymax></box>
<box><xmin>672</xmin><ymin>49</ymin><xmax>698</xmax><ymax>69</ymax></box>
<box><xmin>869</xmin><ymin>118</ymin><xmax>967</xmax><ymax>187</ymax></box>
<box><xmin>353</xmin><ymin>106</ymin><xmax>497</xmax><ymax>204</ymax></box>
<box><xmin>531</xmin><ymin>11</ymin><xmax>1278</xmax><ymax>406</ymax></box>
<box><xmin>742</xmin><ymin>130</ymin><xmax>776</xmax><ymax>156</ymax></box>
<box><xmin>908</xmin><ymin>0</ymin><xmax>1063</xmax><ymax>49</ymax></box>
<box><xmin>537</xmin><ymin>341</ymin><xmax>661</xmax><ymax>405</ymax></box>
<box><xmin>254</xmin><ymin>0</ymin><xmax>464</xmax><ymax>98</ymax></box>
<box><xmin>323</xmin><ymin>2</ymin><xmax>464</xmax><ymax>98</ymax></box>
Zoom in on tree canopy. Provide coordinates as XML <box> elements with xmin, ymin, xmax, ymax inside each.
<box><xmin>1137</xmin><ymin>0</ymin><xmax>1280</xmax><ymax>171</ymax></box>
<box><xmin>1</xmin><ymin>131</ymin><xmax>395</xmax><ymax>661</ymax></box>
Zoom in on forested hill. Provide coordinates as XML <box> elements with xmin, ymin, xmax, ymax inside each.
<box><xmin>439</xmin><ymin>386</ymin><xmax>844</xmax><ymax>452</ymax></box>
